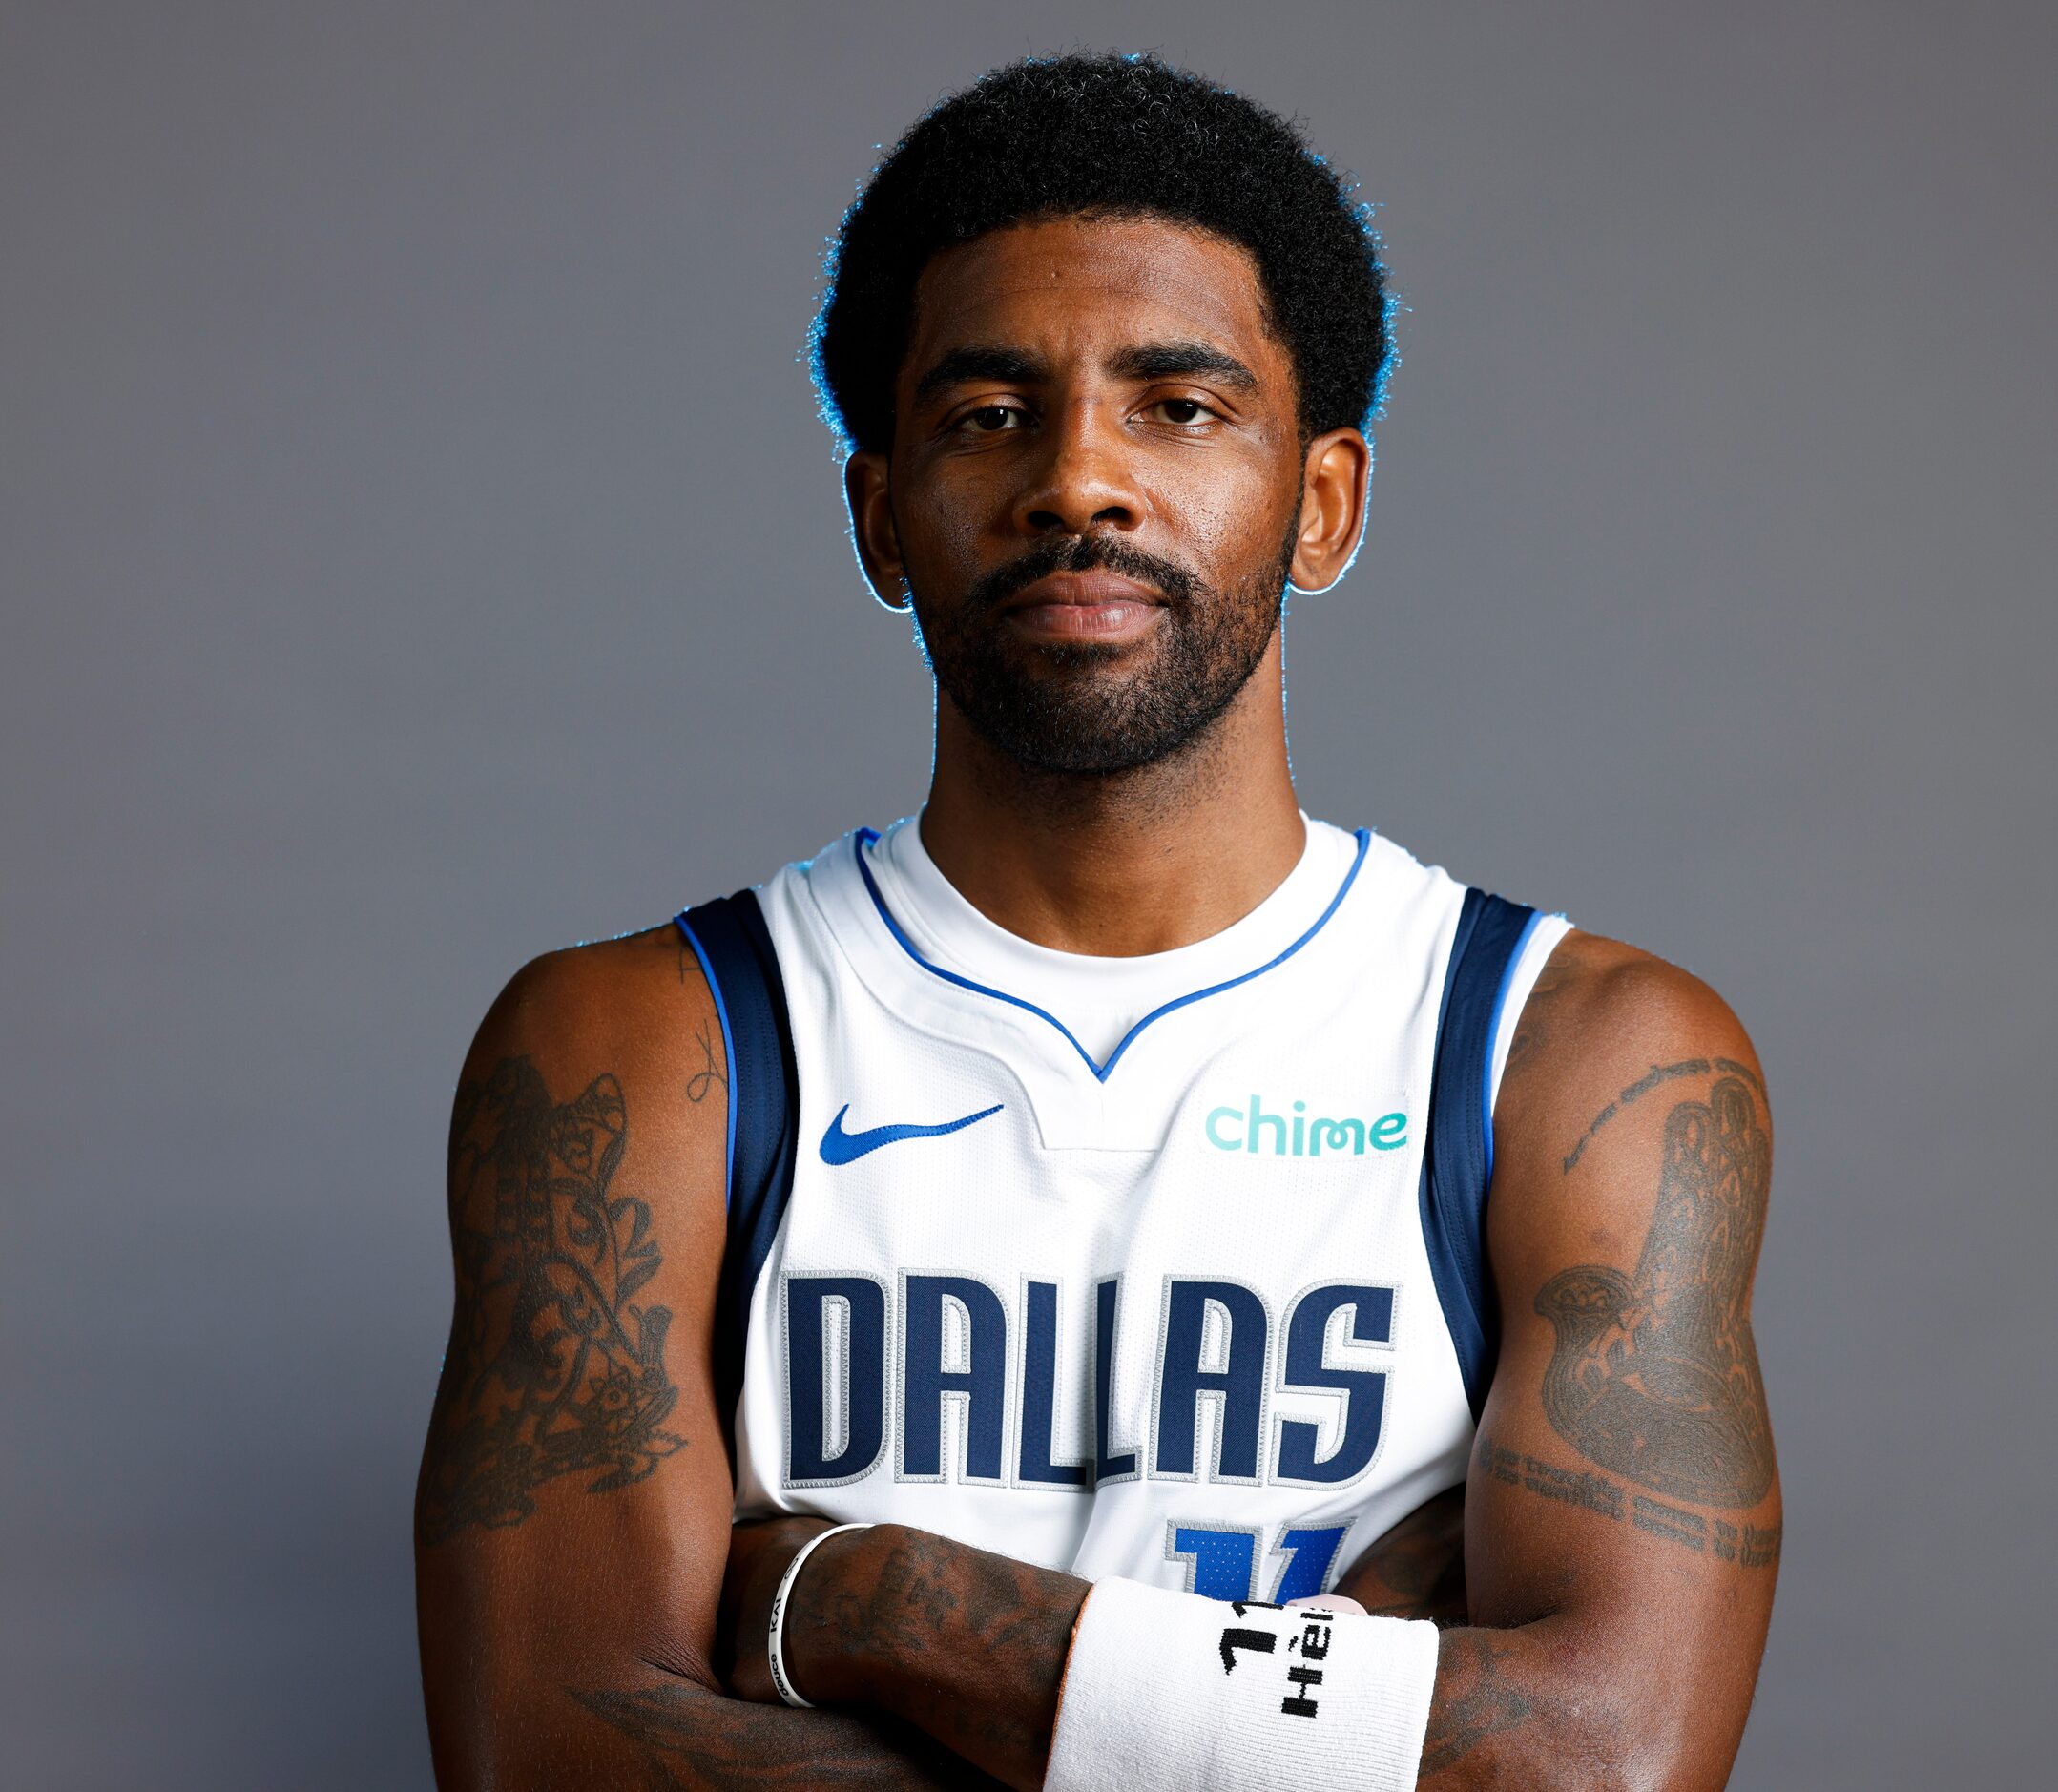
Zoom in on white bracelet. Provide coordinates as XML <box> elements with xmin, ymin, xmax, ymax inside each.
<box><xmin>766</xmin><ymin>1522</ymin><xmax>873</xmax><ymax>1709</ymax></box>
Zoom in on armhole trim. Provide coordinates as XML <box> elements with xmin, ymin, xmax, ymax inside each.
<box><xmin>1419</xmin><ymin>888</ymin><xmax>1538</xmax><ymax>1419</ymax></box>
<box><xmin>1479</xmin><ymin>909</ymin><xmax>1545</xmax><ymax>1186</ymax></box>
<box><xmin>676</xmin><ymin>919</ymin><xmax>739</xmax><ymax>1214</ymax></box>
<box><xmin>1486</xmin><ymin>912</ymin><xmax>1573</xmax><ymax>1125</ymax></box>
<box><xmin>674</xmin><ymin>889</ymin><xmax>800</xmax><ymax>1458</ymax></box>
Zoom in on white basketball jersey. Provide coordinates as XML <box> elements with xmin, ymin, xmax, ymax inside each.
<box><xmin>678</xmin><ymin>816</ymin><xmax>1565</xmax><ymax>1604</ymax></box>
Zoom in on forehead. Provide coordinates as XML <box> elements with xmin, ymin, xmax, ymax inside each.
<box><xmin>904</xmin><ymin>215</ymin><xmax>1282</xmax><ymax>379</ymax></box>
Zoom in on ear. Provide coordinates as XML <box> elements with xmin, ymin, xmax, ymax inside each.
<box><xmin>1288</xmin><ymin>428</ymin><xmax>1372</xmax><ymax>595</ymax></box>
<box><xmin>843</xmin><ymin>450</ymin><xmax>912</xmax><ymax>612</ymax></box>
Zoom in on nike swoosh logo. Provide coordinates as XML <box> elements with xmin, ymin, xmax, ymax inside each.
<box><xmin>819</xmin><ymin>1101</ymin><xmax>1004</xmax><ymax>1165</ymax></box>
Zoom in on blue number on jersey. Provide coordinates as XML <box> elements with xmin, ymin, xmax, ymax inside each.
<box><xmin>1170</xmin><ymin>1523</ymin><xmax>1352</xmax><ymax>1602</ymax></box>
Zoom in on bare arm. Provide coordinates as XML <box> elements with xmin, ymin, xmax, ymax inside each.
<box><xmin>722</xmin><ymin>932</ymin><xmax>1780</xmax><ymax>1790</ymax></box>
<box><xmin>714</xmin><ymin>1476</ymin><xmax>1469</xmax><ymax>1782</ymax></box>
<box><xmin>1414</xmin><ymin>931</ymin><xmax>1781</xmax><ymax>1785</ymax></box>
<box><xmin>413</xmin><ymin>929</ymin><xmax>1000</xmax><ymax>1790</ymax></box>
<box><xmin>1332</xmin><ymin>1482</ymin><xmax>1468</xmax><ymax>1624</ymax></box>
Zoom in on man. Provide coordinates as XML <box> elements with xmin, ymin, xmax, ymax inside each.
<box><xmin>416</xmin><ymin>53</ymin><xmax>1779</xmax><ymax>1791</ymax></box>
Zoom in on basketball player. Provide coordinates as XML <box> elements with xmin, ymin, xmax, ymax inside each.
<box><xmin>416</xmin><ymin>54</ymin><xmax>1780</xmax><ymax>1791</ymax></box>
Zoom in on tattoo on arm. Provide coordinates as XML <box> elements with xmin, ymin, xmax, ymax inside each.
<box><xmin>1336</xmin><ymin>1486</ymin><xmax>1468</xmax><ymax>1625</ymax></box>
<box><xmin>1535</xmin><ymin>1074</ymin><xmax>1775</xmax><ymax>1508</ymax></box>
<box><xmin>801</xmin><ymin>1528</ymin><xmax>1083</xmax><ymax>1779</ymax></box>
<box><xmin>1420</xmin><ymin>1634</ymin><xmax>1532</xmax><ymax>1776</ymax></box>
<box><xmin>1713</xmin><ymin>1055</ymin><xmax>1764</xmax><ymax>1094</ymax></box>
<box><xmin>418</xmin><ymin>1055</ymin><xmax>685</xmax><ymax>1544</ymax></box>
<box><xmin>1474</xmin><ymin>1430</ymin><xmax>1781</xmax><ymax>1567</ymax></box>
<box><xmin>689</xmin><ymin>1018</ymin><xmax>728</xmax><ymax>1104</ymax></box>
<box><xmin>1560</xmin><ymin>1058</ymin><xmax>1710</xmax><ymax>1173</ymax></box>
<box><xmin>572</xmin><ymin>1684</ymin><xmax>996</xmax><ymax>1791</ymax></box>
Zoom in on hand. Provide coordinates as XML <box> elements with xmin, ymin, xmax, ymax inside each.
<box><xmin>716</xmin><ymin>1513</ymin><xmax>835</xmax><ymax>1702</ymax></box>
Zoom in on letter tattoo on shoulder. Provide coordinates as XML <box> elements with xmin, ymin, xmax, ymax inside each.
<box><xmin>688</xmin><ymin>1018</ymin><xmax>726</xmax><ymax>1105</ymax></box>
<box><xmin>418</xmin><ymin>1056</ymin><xmax>684</xmax><ymax>1544</ymax></box>
<box><xmin>1534</xmin><ymin>1074</ymin><xmax>1775</xmax><ymax>1509</ymax></box>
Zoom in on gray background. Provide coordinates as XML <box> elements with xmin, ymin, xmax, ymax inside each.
<box><xmin>5</xmin><ymin>2</ymin><xmax>2051</xmax><ymax>1785</ymax></box>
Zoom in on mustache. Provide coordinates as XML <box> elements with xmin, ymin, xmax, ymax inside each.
<box><xmin>965</xmin><ymin>535</ymin><xmax>1202</xmax><ymax>614</ymax></box>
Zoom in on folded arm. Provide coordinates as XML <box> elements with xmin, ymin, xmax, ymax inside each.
<box><xmin>1332</xmin><ymin>1481</ymin><xmax>1467</xmax><ymax>1624</ymax></box>
<box><xmin>723</xmin><ymin>934</ymin><xmax>1781</xmax><ymax>1791</ymax></box>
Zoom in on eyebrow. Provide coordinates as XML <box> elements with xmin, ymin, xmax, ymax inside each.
<box><xmin>912</xmin><ymin>345</ymin><xmax>1050</xmax><ymax>406</ymax></box>
<box><xmin>910</xmin><ymin>338</ymin><xmax>1260</xmax><ymax>406</ymax></box>
<box><xmin>1107</xmin><ymin>340</ymin><xmax>1258</xmax><ymax>390</ymax></box>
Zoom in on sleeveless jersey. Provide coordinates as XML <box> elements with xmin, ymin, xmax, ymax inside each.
<box><xmin>677</xmin><ymin>817</ymin><xmax>1566</xmax><ymax>1605</ymax></box>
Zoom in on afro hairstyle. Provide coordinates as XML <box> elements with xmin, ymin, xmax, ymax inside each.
<box><xmin>811</xmin><ymin>52</ymin><xmax>1394</xmax><ymax>455</ymax></box>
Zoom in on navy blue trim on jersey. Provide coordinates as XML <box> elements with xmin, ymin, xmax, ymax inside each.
<box><xmin>1480</xmin><ymin>909</ymin><xmax>1544</xmax><ymax>1186</ymax></box>
<box><xmin>676</xmin><ymin>889</ymin><xmax>800</xmax><ymax>1449</ymax></box>
<box><xmin>850</xmin><ymin>826</ymin><xmax>1374</xmax><ymax>1083</ymax></box>
<box><xmin>1420</xmin><ymin>887</ymin><xmax>1540</xmax><ymax>1419</ymax></box>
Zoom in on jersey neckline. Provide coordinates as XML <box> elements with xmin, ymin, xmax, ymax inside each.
<box><xmin>850</xmin><ymin>819</ymin><xmax>1373</xmax><ymax>1084</ymax></box>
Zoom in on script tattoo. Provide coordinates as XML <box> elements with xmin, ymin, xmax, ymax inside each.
<box><xmin>688</xmin><ymin>1018</ymin><xmax>727</xmax><ymax>1104</ymax></box>
<box><xmin>1535</xmin><ymin>1074</ymin><xmax>1774</xmax><ymax>1507</ymax></box>
<box><xmin>418</xmin><ymin>1056</ymin><xmax>682</xmax><ymax>1543</ymax></box>
<box><xmin>1474</xmin><ymin>1429</ymin><xmax>1780</xmax><ymax>1567</ymax></box>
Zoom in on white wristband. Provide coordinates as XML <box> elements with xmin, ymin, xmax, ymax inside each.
<box><xmin>1045</xmin><ymin>1578</ymin><xmax>1440</xmax><ymax>1792</ymax></box>
<box><xmin>766</xmin><ymin>1522</ymin><xmax>873</xmax><ymax>1709</ymax></box>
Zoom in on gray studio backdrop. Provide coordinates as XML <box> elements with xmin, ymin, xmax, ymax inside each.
<box><xmin>5</xmin><ymin>3</ymin><xmax>2051</xmax><ymax>1786</ymax></box>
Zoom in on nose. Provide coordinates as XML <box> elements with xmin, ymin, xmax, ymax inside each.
<box><xmin>1008</xmin><ymin>398</ymin><xmax>1145</xmax><ymax>537</ymax></box>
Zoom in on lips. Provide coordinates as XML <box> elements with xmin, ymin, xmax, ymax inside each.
<box><xmin>1001</xmin><ymin>570</ymin><xmax>1168</xmax><ymax>644</ymax></box>
<box><xmin>1003</xmin><ymin>570</ymin><xmax>1164</xmax><ymax>610</ymax></box>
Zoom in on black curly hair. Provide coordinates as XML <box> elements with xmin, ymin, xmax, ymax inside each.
<box><xmin>812</xmin><ymin>52</ymin><xmax>1394</xmax><ymax>455</ymax></box>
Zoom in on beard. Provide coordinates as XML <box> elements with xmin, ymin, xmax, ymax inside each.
<box><xmin>909</xmin><ymin>526</ymin><xmax>1294</xmax><ymax>777</ymax></box>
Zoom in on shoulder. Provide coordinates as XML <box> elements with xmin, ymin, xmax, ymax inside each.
<box><xmin>1488</xmin><ymin>928</ymin><xmax>1771</xmax><ymax>1255</ymax></box>
<box><xmin>468</xmin><ymin>922</ymin><xmax>717</xmax><ymax>1073</ymax></box>
<box><xmin>1502</xmin><ymin>928</ymin><xmax>1758</xmax><ymax>1099</ymax></box>
<box><xmin>450</xmin><ymin>922</ymin><xmax>730</xmax><ymax>1230</ymax></box>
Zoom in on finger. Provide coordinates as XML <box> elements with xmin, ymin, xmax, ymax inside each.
<box><xmin>1287</xmin><ymin>1593</ymin><xmax>1367</xmax><ymax>1615</ymax></box>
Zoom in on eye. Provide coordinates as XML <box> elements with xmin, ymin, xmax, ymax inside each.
<box><xmin>1145</xmin><ymin>397</ymin><xmax>1213</xmax><ymax>426</ymax></box>
<box><xmin>958</xmin><ymin>404</ymin><xmax>1025</xmax><ymax>434</ymax></box>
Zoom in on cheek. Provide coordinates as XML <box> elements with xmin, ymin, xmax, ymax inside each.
<box><xmin>1153</xmin><ymin>457</ymin><xmax>1298</xmax><ymax>580</ymax></box>
<box><xmin>894</xmin><ymin>462</ymin><xmax>1002</xmax><ymax>577</ymax></box>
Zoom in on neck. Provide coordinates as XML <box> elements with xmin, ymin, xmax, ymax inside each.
<box><xmin>917</xmin><ymin>644</ymin><xmax>1305</xmax><ymax>956</ymax></box>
